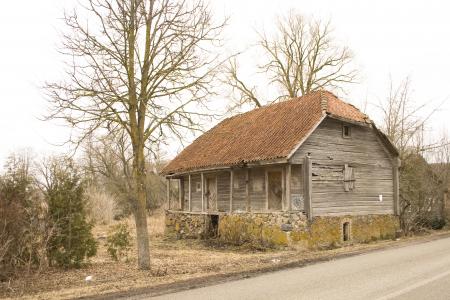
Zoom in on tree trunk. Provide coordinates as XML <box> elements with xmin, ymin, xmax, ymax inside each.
<box><xmin>133</xmin><ymin>145</ymin><xmax>150</xmax><ymax>269</ymax></box>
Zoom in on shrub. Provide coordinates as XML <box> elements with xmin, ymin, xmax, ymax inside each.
<box><xmin>0</xmin><ymin>153</ymin><xmax>50</xmax><ymax>281</ymax></box>
<box><xmin>429</xmin><ymin>217</ymin><xmax>446</xmax><ymax>230</ymax></box>
<box><xmin>106</xmin><ymin>223</ymin><xmax>132</xmax><ymax>261</ymax></box>
<box><xmin>44</xmin><ymin>157</ymin><xmax>97</xmax><ymax>268</ymax></box>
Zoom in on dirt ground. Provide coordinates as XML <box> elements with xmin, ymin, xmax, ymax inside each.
<box><xmin>1</xmin><ymin>214</ymin><xmax>449</xmax><ymax>300</ymax></box>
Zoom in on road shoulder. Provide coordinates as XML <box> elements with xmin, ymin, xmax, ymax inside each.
<box><xmin>81</xmin><ymin>230</ymin><xmax>450</xmax><ymax>300</ymax></box>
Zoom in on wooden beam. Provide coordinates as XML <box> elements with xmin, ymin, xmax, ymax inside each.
<box><xmin>246</xmin><ymin>169</ymin><xmax>250</xmax><ymax>212</ymax></box>
<box><xmin>393</xmin><ymin>157</ymin><xmax>401</xmax><ymax>216</ymax></box>
<box><xmin>286</xmin><ymin>164</ymin><xmax>292</xmax><ymax>211</ymax></box>
<box><xmin>179</xmin><ymin>178</ymin><xmax>184</xmax><ymax>211</ymax></box>
<box><xmin>201</xmin><ymin>173</ymin><xmax>205</xmax><ymax>212</ymax></box>
<box><xmin>188</xmin><ymin>174</ymin><xmax>192</xmax><ymax>212</ymax></box>
<box><xmin>230</xmin><ymin>169</ymin><xmax>233</xmax><ymax>212</ymax></box>
<box><xmin>166</xmin><ymin>178</ymin><xmax>171</xmax><ymax>210</ymax></box>
<box><xmin>304</xmin><ymin>156</ymin><xmax>313</xmax><ymax>221</ymax></box>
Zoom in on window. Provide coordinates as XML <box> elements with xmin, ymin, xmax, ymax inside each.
<box><xmin>268</xmin><ymin>171</ymin><xmax>282</xmax><ymax>210</ymax></box>
<box><xmin>233</xmin><ymin>180</ymin><xmax>240</xmax><ymax>189</ymax></box>
<box><xmin>196</xmin><ymin>181</ymin><xmax>202</xmax><ymax>192</ymax></box>
<box><xmin>343</xmin><ymin>222</ymin><xmax>351</xmax><ymax>241</ymax></box>
<box><xmin>343</xmin><ymin>164</ymin><xmax>355</xmax><ymax>192</ymax></box>
<box><xmin>252</xmin><ymin>177</ymin><xmax>264</xmax><ymax>192</ymax></box>
<box><xmin>342</xmin><ymin>124</ymin><xmax>351</xmax><ymax>138</ymax></box>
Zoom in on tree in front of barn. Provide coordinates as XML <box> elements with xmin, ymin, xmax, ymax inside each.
<box><xmin>45</xmin><ymin>0</ymin><xmax>226</xmax><ymax>269</ymax></box>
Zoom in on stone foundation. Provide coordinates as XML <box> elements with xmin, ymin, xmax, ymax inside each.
<box><xmin>165</xmin><ymin>211</ymin><xmax>209</xmax><ymax>239</ymax></box>
<box><xmin>165</xmin><ymin>210</ymin><xmax>400</xmax><ymax>249</ymax></box>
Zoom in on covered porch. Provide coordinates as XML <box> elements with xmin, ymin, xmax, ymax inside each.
<box><xmin>165</xmin><ymin>157</ymin><xmax>314</xmax><ymax>220</ymax></box>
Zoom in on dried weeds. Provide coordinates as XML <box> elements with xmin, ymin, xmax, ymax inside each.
<box><xmin>1</xmin><ymin>213</ymin><xmax>448</xmax><ymax>300</ymax></box>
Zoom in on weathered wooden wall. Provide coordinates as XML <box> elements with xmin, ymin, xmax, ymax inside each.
<box><xmin>249</xmin><ymin>167</ymin><xmax>266</xmax><ymax>211</ymax></box>
<box><xmin>217</xmin><ymin>171</ymin><xmax>230</xmax><ymax>212</ymax></box>
<box><xmin>290</xmin><ymin>164</ymin><xmax>304</xmax><ymax>210</ymax></box>
<box><xmin>232</xmin><ymin>169</ymin><xmax>247</xmax><ymax>211</ymax></box>
<box><xmin>189</xmin><ymin>174</ymin><xmax>202</xmax><ymax>211</ymax></box>
<box><xmin>291</xmin><ymin>117</ymin><xmax>394</xmax><ymax>216</ymax></box>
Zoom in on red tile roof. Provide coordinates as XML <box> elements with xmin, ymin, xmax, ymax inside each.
<box><xmin>162</xmin><ymin>91</ymin><xmax>370</xmax><ymax>174</ymax></box>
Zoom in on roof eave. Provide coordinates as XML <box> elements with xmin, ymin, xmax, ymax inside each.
<box><xmin>162</xmin><ymin>157</ymin><xmax>289</xmax><ymax>177</ymax></box>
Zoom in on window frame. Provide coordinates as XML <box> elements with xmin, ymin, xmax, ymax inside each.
<box><xmin>342</xmin><ymin>124</ymin><xmax>352</xmax><ymax>138</ymax></box>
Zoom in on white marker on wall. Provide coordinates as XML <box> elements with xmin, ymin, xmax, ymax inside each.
<box><xmin>379</xmin><ymin>194</ymin><xmax>383</xmax><ymax>202</ymax></box>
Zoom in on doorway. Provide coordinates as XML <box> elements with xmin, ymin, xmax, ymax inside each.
<box><xmin>268</xmin><ymin>171</ymin><xmax>282</xmax><ymax>210</ymax></box>
<box><xmin>206</xmin><ymin>176</ymin><xmax>217</xmax><ymax>211</ymax></box>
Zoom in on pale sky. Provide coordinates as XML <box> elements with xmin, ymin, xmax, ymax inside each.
<box><xmin>0</xmin><ymin>0</ymin><xmax>449</xmax><ymax>168</ymax></box>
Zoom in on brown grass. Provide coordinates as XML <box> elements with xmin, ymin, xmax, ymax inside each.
<box><xmin>1</xmin><ymin>214</ymin><xmax>449</xmax><ymax>300</ymax></box>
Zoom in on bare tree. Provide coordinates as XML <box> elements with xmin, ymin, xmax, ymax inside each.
<box><xmin>225</xmin><ymin>12</ymin><xmax>357</xmax><ymax>109</ymax></box>
<box><xmin>381</xmin><ymin>77</ymin><xmax>425</xmax><ymax>155</ymax></box>
<box><xmin>379</xmin><ymin>77</ymin><xmax>447</xmax><ymax>233</ymax></box>
<box><xmin>45</xmin><ymin>0</ymin><xmax>225</xmax><ymax>269</ymax></box>
<box><xmin>222</xmin><ymin>58</ymin><xmax>262</xmax><ymax>109</ymax></box>
<box><xmin>82</xmin><ymin>131</ymin><xmax>167</xmax><ymax>217</ymax></box>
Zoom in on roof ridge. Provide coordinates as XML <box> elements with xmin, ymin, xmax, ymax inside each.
<box><xmin>319</xmin><ymin>89</ymin><xmax>328</xmax><ymax>112</ymax></box>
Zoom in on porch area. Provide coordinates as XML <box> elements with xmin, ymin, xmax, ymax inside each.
<box><xmin>165</xmin><ymin>159</ymin><xmax>314</xmax><ymax>218</ymax></box>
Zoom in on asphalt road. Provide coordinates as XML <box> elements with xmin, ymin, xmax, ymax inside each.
<box><xmin>150</xmin><ymin>236</ymin><xmax>450</xmax><ymax>300</ymax></box>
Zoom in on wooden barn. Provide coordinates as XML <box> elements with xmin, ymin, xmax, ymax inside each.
<box><xmin>162</xmin><ymin>91</ymin><xmax>401</xmax><ymax>247</ymax></box>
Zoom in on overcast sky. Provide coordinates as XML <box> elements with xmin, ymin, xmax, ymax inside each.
<box><xmin>0</xmin><ymin>0</ymin><xmax>449</xmax><ymax>167</ymax></box>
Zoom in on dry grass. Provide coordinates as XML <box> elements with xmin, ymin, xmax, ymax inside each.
<box><xmin>1</xmin><ymin>214</ymin><xmax>449</xmax><ymax>300</ymax></box>
<box><xmin>85</xmin><ymin>187</ymin><xmax>116</xmax><ymax>225</ymax></box>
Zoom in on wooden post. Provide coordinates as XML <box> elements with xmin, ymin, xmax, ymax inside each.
<box><xmin>304</xmin><ymin>156</ymin><xmax>313</xmax><ymax>221</ymax></box>
<box><xmin>286</xmin><ymin>164</ymin><xmax>292</xmax><ymax>211</ymax></box>
<box><xmin>282</xmin><ymin>166</ymin><xmax>285</xmax><ymax>211</ymax></box>
<box><xmin>444</xmin><ymin>189</ymin><xmax>449</xmax><ymax>220</ymax></box>
<box><xmin>393</xmin><ymin>157</ymin><xmax>401</xmax><ymax>216</ymax></box>
<box><xmin>188</xmin><ymin>174</ymin><xmax>192</xmax><ymax>212</ymax></box>
<box><xmin>246</xmin><ymin>169</ymin><xmax>250</xmax><ymax>212</ymax></box>
<box><xmin>265</xmin><ymin>169</ymin><xmax>269</xmax><ymax>211</ymax></box>
<box><xmin>166</xmin><ymin>178</ymin><xmax>171</xmax><ymax>210</ymax></box>
<box><xmin>201</xmin><ymin>173</ymin><xmax>205</xmax><ymax>212</ymax></box>
<box><xmin>230</xmin><ymin>169</ymin><xmax>234</xmax><ymax>212</ymax></box>
<box><xmin>179</xmin><ymin>178</ymin><xmax>185</xmax><ymax>211</ymax></box>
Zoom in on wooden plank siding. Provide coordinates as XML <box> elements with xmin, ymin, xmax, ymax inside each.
<box><xmin>291</xmin><ymin>117</ymin><xmax>394</xmax><ymax>216</ymax></box>
<box><xmin>232</xmin><ymin>169</ymin><xmax>247</xmax><ymax>211</ymax></box>
<box><xmin>249</xmin><ymin>167</ymin><xmax>266</xmax><ymax>211</ymax></box>
<box><xmin>290</xmin><ymin>164</ymin><xmax>304</xmax><ymax>210</ymax></box>
<box><xmin>189</xmin><ymin>174</ymin><xmax>202</xmax><ymax>211</ymax></box>
<box><xmin>217</xmin><ymin>171</ymin><xmax>231</xmax><ymax>212</ymax></box>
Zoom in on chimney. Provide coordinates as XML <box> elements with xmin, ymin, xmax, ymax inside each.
<box><xmin>320</xmin><ymin>89</ymin><xmax>328</xmax><ymax>112</ymax></box>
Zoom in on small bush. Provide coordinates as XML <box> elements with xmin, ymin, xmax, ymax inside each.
<box><xmin>45</xmin><ymin>157</ymin><xmax>97</xmax><ymax>268</ymax></box>
<box><xmin>106</xmin><ymin>223</ymin><xmax>132</xmax><ymax>261</ymax></box>
<box><xmin>430</xmin><ymin>218</ymin><xmax>446</xmax><ymax>230</ymax></box>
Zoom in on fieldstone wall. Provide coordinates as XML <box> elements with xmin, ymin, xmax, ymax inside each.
<box><xmin>165</xmin><ymin>210</ymin><xmax>400</xmax><ymax>249</ymax></box>
<box><xmin>218</xmin><ymin>212</ymin><xmax>308</xmax><ymax>247</ymax></box>
<box><xmin>301</xmin><ymin>215</ymin><xmax>400</xmax><ymax>249</ymax></box>
<box><xmin>165</xmin><ymin>211</ymin><xmax>209</xmax><ymax>239</ymax></box>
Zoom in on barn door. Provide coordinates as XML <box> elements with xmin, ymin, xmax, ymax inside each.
<box><xmin>206</xmin><ymin>176</ymin><xmax>217</xmax><ymax>211</ymax></box>
<box><xmin>268</xmin><ymin>171</ymin><xmax>282</xmax><ymax>210</ymax></box>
